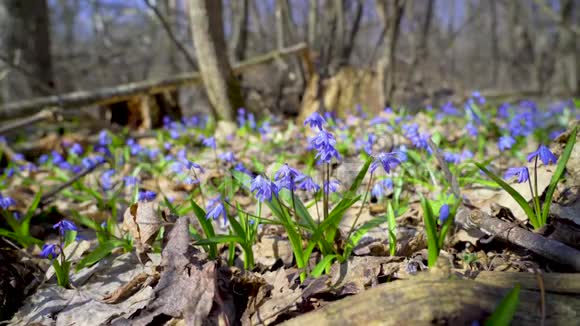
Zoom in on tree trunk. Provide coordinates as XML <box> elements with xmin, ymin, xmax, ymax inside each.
<box><xmin>188</xmin><ymin>0</ymin><xmax>244</xmax><ymax>121</ymax></box>
<box><xmin>341</xmin><ymin>0</ymin><xmax>364</xmax><ymax>64</ymax></box>
<box><xmin>0</xmin><ymin>0</ymin><xmax>54</xmax><ymax>98</ymax></box>
<box><xmin>559</xmin><ymin>0</ymin><xmax>577</xmax><ymax>95</ymax></box>
<box><xmin>489</xmin><ymin>0</ymin><xmax>499</xmax><ymax>85</ymax></box>
<box><xmin>307</xmin><ymin>0</ymin><xmax>318</xmax><ymax>49</ymax></box>
<box><xmin>375</xmin><ymin>0</ymin><xmax>405</xmax><ymax>107</ymax></box>
<box><xmin>229</xmin><ymin>0</ymin><xmax>248</xmax><ymax>62</ymax></box>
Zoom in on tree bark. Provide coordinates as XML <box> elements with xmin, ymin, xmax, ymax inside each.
<box><xmin>0</xmin><ymin>0</ymin><xmax>54</xmax><ymax>98</ymax></box>
<box><xmin>307</xmin><ymin>0</ymin><xmax>318</xmax><ymax>49</ymax></box>
<box><xmin>188</xmin><ymin>0</ymin><xmax>244</xmax><ymax>121</ymax></box>
<box><xmin>341</xmin><ymin>0</ymin><xmax>364</xmax><ymax>64</ymax></box>
<box><xmin>229</xmin><ymin>0</ymin><xmax>249</xmax><ymax>62</ymax></box>
<box><xmin>489</xmin><ymin>0</ymin><xmax>499</xmax><ymax>85</ymax></box>
<box><xmin>375</xmin><ymin>0</ymin><xmax>405</xmax><ymax>107</ymax></box>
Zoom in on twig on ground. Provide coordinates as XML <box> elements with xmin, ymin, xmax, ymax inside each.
<box><xmin>0</xmin><ymin>108</ymin><xmax>61</xmax><ymax>135</ymax></box>
<box><xmin>40</xmin><ymin>159</ymin><xmax>106</xmax><ymax>207</ymax></box>
<box><xmin>455</xmin><ymin>206</ymin><xmax>580</xmax><ymax>271</ymax></box>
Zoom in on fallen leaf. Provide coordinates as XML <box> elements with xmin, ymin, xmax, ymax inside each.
<box><xmin>122</xmin><ymin>201</ymin><xmax>161</xmax><ymax>262</ymax></box>
<box><xmin>131</xmin><ymin>216</ymin><xmax>217</xmax><ymax>326</ymax></box>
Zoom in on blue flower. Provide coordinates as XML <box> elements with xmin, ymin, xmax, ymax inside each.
<box><xmin>323</xmin><ymin>180</ymin><xmax>340</xmax><ymax>194</ymax></box>
<box><xmin>234</xmin><ymin>163</ymin><xmax>253</xmax><ymax>176</ymax></box>
<box><xmin>138</xmin><ymin>190</ymin><xmax>157</xmax><ymax>202</ymax></box>
<box><xmin>304</xmin><ymin>111</ymin><xmax>326</xmax><ymax>130</ymax></box>
<box><xmin>466</xmin><ymin>122</ymin><xmax>478</xmax><ymax>137</ymax></box>
<box><xmin>202</xmin><ymin>137</ymin><xmax>216</xmax><ymax>149</ymax></box>
<box><xmin>371</xmin><ymin>183</ymin><xmax>384</xmax><ymax>198</ymax></box>
<box><xmin>53</xmin><ymin>219</ymin><xmax>77</xmax><ymax>236</ymax></box>
<box><xmin>439</xmin><ymin>204</ymin><xmax>450</xmax><ymax>223</ymax></box>
<box><xmin>248</xmin><ymin>113</ymin><xmax>256</xmax><ymax>129</ymax></box>
<box><xmin>205</xmin><ymin>196</ymin><xmax>226</xmax><ymax>222</ymax></box>
<box><xmin>237</xmin><ymin>108</ymin><xmax>246</xmax><ymax>126</ymax></box>
<box><xmin>274</xmin><ymin>164</ymin><xmax>301</xmax><ymax>181</ymax></box>
<box><xmin>527</xmin><ymin>144</ymin><xmax>558</xmax><ymax>165</ymax></box>
<box><xmin>219</xmin><ymin>152</ymin><xmax>236</xmax><ymax>163</ymax></box>
<box><xmin>250</xmin><ymin>175</ymin><xmax>277</xmax><ymax>202</ymax></box>
<box><xmin>0</xmin><ymin>194</ymin><xmax>16</xmax><ymax>209</ymax></box>
<box><xmin>4</xmin><ymin>167</ymin><xmax>14</xmax><ymax>178</ymax></box>
<box><xmin>296</xmin><ymin>175</ymin><xmax>320</xmax><ymax>192</ymax></box>
<box><xmin>98</xmin><ymin>130</ymin><xmax>111</xmax><ymax>146</ymax></box>
<box><xmin>40</xmin><ymin>243</ymin><xmax>59</xmax><ymax>259</ymax></box>
<box><xmin>100</xmin><ymin>169</ymin><xmax>115</xmax><ymax>190</ymax></box>
<box><xmin>504</xmin><ymin>167</ymin><xmax>530</xmax><ymax>183</ymax></box>
<box><xmin>370</xmin><ymin>152</ymin><xmax>401</xmax><ymax>174</ymax></box>
<box><xmin>498</xmin><ymin>135</ymin><xmax>515</xmax><ymax>151</ymax></box>
<box><xmin>309</xmin><ymin>129</ymin><xmax>341</xmax><ymax>163</ymax></box>
<box><xmin>69</xmin><ymin>143</ymin><xmax>83</xmax><ymax>156</ymax></box>
<box><xmin>123</xmin><ymin>176</ymin><xmax>139</xmax><ymax>187</ymax></box>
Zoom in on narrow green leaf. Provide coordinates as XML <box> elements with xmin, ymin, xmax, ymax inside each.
<box><xmin>484</xmin><ymin>284</ymin><xmax>521</xmax><ymax>326</ymax></box>
<box><xmin>476</xmin><ymin>163</ymin><xmax>538</xmax><ymax>228</ymax></box>
<box><xmin>343</xmin><ymin>216</ymin><xmax>384</xmax><ymax>260</ymax></box>
<box><xmin>311</xmin><ymin>254</ymin><xmax>338</xmax><ymax>277</ymax></box>
<box><xmin>190</xmin><ymin>199</ymin><xmax>217</xmax><ymax>258</ymax></box>
<box><xmin>420</xmin><ymin>196</ymin><xmax>440</xmax><ymax>268</ymax></box>
<box><xmin>542</xmin><ymin>126</ymin><xmax>577</xmax><ymax>224</ymax></box>
<box><xmin>76</xmin><ymin>240</ymin><xmax>127</xmax><ymax>271</ymax></box>
<box><xmin>20</xmin><ymin>190</ymin><xmax>42</xmax><ymax>236</ymax></box>
<box><xmin>386</xmin><ymin>202</ymin><xmax>397</xmax><ymax>256</ymax></box>
<box><xmin>195</xmin><ymin>234</ymin><xmax>244</xmax><ymax>245</ymax></box>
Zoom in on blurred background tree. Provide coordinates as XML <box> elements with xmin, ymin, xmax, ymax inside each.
<box><xmin>0</xmin><ymin>0</ymin><xmax>578</xmax><ymax>124</ymax></box>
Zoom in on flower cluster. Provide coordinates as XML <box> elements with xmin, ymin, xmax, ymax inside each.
<box><xmin>305</xmin><ymin>112</ymin><xmax>341</xmax><ymax>164</ymax></box>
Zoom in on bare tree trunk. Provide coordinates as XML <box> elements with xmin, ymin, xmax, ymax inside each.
<box><xmin>489</xmin><ymin>0</ymin><xmax>499</xmax><ymax>85</ymax></box>
<box><xmin>307</xmin><ymin>0</ymin><xmax>318</xmax><ymax>48</ymax></box>
<box><xmin>408</xmin><ymin>0</ymin><xmax>434</xmax><ymax>86</ymax></box>
<box><xmin>558</xmin><ymin>0</ymin><xmax>577</xmax><ymax>95</ymax></box>
<box><xmin>341</xmin><ymin>0</ymin><xmax>364</xmax><ymax>64</ymax></box>
<box><xmin>188</xmin><ymin>0</ymin><xmax>244</xmax><ymax>121</ymax></box>
<box><xmin>333</xmin><ymin>0</ymin><xmax>345</xmax><ymax>66</ymax></box>
<box><xmin>229</xmin><ymin>0</ymin><xmax>248</xmax><ymax>62</ymax></box>
<box><xmin>0</xmin><ymin>0</ymin><xmax>54</xmax><ymax>98</ymax></box>
<box><xmin>376</xmin><ymin>0</ymin><xmax>405</xmax><ymax>107</ymax></box>
<box><xmin>275</xmin><ymin>0</ymin><xmax>286</xmax><ymax>51</ymax></box>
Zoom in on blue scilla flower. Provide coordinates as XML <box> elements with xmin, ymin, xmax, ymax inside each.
<box><xmin>38</xmin><ymin>154</ymin><xmax>49</xmax><ymax>165</ymax></box>
<box><xmin>497</xmin><ymin>103</ymin><xmax>510</xmax><ymax>119</ymax></box>
<box><xmin>296</xmin><ymin>175</ymin><xmax>320</xmax><ymax>192</ymax></box>
<box><xmin>323</xmin><ymin>180</ymin><xmax>340</xmax><ymax>194</ymax></box>
<box><xmin>237</xmin><ymin>108</ymin><xmax>246</xmax><ymax>126</ymax></box>
<box><xmin>439</xmin><ymin>204</ymin><xmax>450</xmax><ymax>223</ymax></box>
<box><xmin>219</xmin><ymin>152</ymin><xmax>236</xmax><ymax>163</ymax></box>
<box><xmin>205</xmin><ymin>196</ymin><xmax>226</xmax><ymax>223</ymax></box>
<box><xmin>202</xmin><ymin>137</ymin><xmax>216</xmax><ymax>149</ymax></box>
<box><xmin>471</xmin><ymin>91</ymin><xmax>485</xmax><ymax>105</ymax></box>
<box><xmin>444</xmin><ymin>152</ymin><xmax>460</xmax><ymax>164</ymax></box>
<box><xmin>98</xmin><ymin>130</ymin><xmax>111</xmax><ymax>146</ymax></box>
<box><xmin>248</xmin><ymin>113</ymin><xmax>256</xmax><ymax>130</ymax></box>
<box><xmin>234</xmin><ymin>163</ymin><xmax>253</xmax><ymax>176</ymax></box>
<box><xmin>504</xmin><ymin>166</ymin><xmax>530</xmax><ymax>183</ymax></box>
<box><xmin>138</xmin><ymin>190</ymin><xmax>157</xmax><ymax>202</ymax></box>
<box><xmin>309</xmin><ymin>129</ymin><xmax>341</xmax><ymax>163</ymax></box>
<box><xmin>40</xmin><ymin>243</ymin><xmax>59</xmax><ymax>259</ymax></box>
<box><xmin>0</xmin><ymin>193</ymin><xmax>16</xmax><ymax>209</ymax></box>
<box><xmin>53</xmin><ymin>219</ymin><xmax>77</xmax><ymax>236</ymax></box>
<box><xmin>466</xmin><ymin>122</ymin><xmax>478</xmax><ymax>137</ymax></box>
<box><xmin>371</xmin><ymin>182</ymin><xmax>385</xmax><ymax>198</ymax></box>
<box><xmin>69</xmin><ymin>143</ymin><xmax>83</xmax><ymax>156</ymax></box>
<box><xmin>498</xmin><ymin>135</ymin><xmax>515</xmax><ymax>152</ymax></box>
<box><xmin>100</xmin><ymin>169</ymin><xmax>115</xmax><ymax>190</ymax></box>
<box><xmin>370</xmin><ymin>152</ymin><xmax>401</xmax><ymax>174</ymax></box>
<box><xmin>304</xmin><ymin>111</ymin><xmax>326</xmax><ymax>130</ymax></box>
<box><xmin>251</xmin><ymin>175</ymin><xmax>277</xmax><ymax>202</ymax></box>
<box><xmin>274</xmin><ymin>164</ymin><xmax>301</xmax><ymax>181</ymax></box>
<box><xmin>527</xmin><ymin>144</ymin><xmax>558</xmax><ymax>165</ymax></box>
<box><xmin>4</xmin><ymin>167</ymin><xmax>14</xmax><ymax>178</ymax></box>
<box><xmin>123</xmin><ymin>176</ymin><xmax>139</xmax><ymax>187</ymax></box>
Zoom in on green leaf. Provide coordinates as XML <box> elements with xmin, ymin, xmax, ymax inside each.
<box><xmin>76</xmin><ymin>239</ymin><xmax>129</xmax><ymax>271</ymax></box>
<box><xmin>64</xmin><ymin>230</ymin><xmax>78</xmax><ymax>248</ymax></box>
<box><xmin>0</xmin><ymin>228</ymin><xmax>42</xmax><ymax>247</ymax></box>
<box><xmin>190</xmin><ymin>199</ymin><xmax>217</xmax><ymax>258</ymax></box>
<box><xmin>20</xmin><ymin>190</ymin><xmax>42</xmax><ymax>236</ymax></box>
<box><xmin>476</xmin><ymin>163</ymin><xmax>539</xmax><ymax>228</ymax></box>
<box><xmin>386</xmin><ymin>202</ymin><xmax>397</xmax><ymax>256</ymax></box>
<box><xmin>196</xmin><ymin>234</ymin><xmax>244</xmax><ymax>245</ymax></box>
<box><xmin>420</xmin><ymin>196</ymin><xmax>440</xmax><ymax>268</ymax></box>
<box><xmin>484</xmin><ymin>284</ymin><xmax>521</xmax><ymax>326</ymax></box>
<box><xmin>541</xmin><ymin>126</ymin><xmax>577</xmax><ymax>225</ymax></box>
<box><xmin>324</xmin><ymin>158</ymin><xmax>371</xmax><ymax>243</ymax></box>
<box><xmin>343</xmin><ymin>216</ymin><xmax>385</xmax><ymax>260</ymax></box>
<box><xmin>311</xmin><ymin>254</ymin><xmax>338</xmax><ymax>277</ymax></box>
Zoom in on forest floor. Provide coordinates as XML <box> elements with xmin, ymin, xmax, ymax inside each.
<box><xmin>1</xmin><ymin>98</ymin><xmax>580</xmax><ymax>325</ymax></box>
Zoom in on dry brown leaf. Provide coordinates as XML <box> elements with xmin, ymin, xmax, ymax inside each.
<box><xmin>132</xmin><ymin>216</ymin><xmax>217</xmax><ymax>326</ymax></box>
<box><xmin>122</xmin><ymin>201</ymin><xmax>162</xmax><ymax>262</ymax></box>
<box><xmin>102</xmin><ymin>272</ymin><xmax>150</xmax><ymax>304</ymax></box>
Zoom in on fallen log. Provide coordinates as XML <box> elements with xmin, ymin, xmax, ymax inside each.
<box><xmin>0</xmin><ymin>43</ymin><xmax>309</xmax><ymax>121</ymax></box>
<box><xmin>282</xmin><ymin>270</ymin><xmax>580</xmax><ymax>326</ymax></box>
